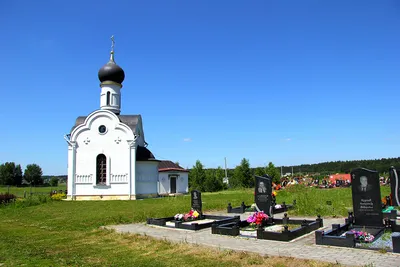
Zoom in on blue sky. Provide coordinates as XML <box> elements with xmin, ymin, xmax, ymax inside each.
<box><xmin>1</xmin><ymin>1</ymin><xmax>400</xmax><ymax>175</ymax></box>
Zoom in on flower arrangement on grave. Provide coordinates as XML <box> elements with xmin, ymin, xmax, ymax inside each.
<box><xmin>349</xmin><ymin>229</ymin><xmax>375</xmax><ymax>243</ymax></box>
<box><xmin>174</xmin><ymin>209</ymin><xmax>200</xmax><ymax>222</ymax></box>
<box><xmin>246</xmin><ymin>211</ymin><xmax>269</xmax><ymax>228</ymax></box>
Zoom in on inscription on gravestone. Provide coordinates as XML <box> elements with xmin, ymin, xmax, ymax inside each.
<box><xmin>390</xmin><ymin>166</ymin><xmax>400</xmax><ymax>206</ymax></box>
<box><xmin>254</xmin><ymin>175</ymin><xmax>272</xmax><ymax>216</ymax></box>
<box><xmin>351</xmin><ymin>168</ymin><xmax>383</xmax><ymax>227</ymax></box>
<box><xmin>191</xmin><ymin>190</ymin><xmax>202</xmax><ymax>215</ymax></box>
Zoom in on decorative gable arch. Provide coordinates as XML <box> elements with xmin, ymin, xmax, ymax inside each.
<box><xmin>70</xmin><ymin>109</ymin><xmax>135</xmax><ymax>142</ymax></box>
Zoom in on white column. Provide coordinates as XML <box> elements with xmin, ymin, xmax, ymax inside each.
<box><xmin>127</xmin><ymin>140</ymin><xmax>136</xmax><ymax>199</ymax></box>
<box><xmin>67</xmin><ymin>142</ymin><xmax>77</xmax><ymax>200</ymax></box>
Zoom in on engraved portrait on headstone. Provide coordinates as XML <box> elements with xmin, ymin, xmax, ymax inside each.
<box><xmin>258</xmin><ymin>181</ymin><xmax>267</xmax><ymax>193</ymax></box>
<box><xmin>357</xmin><ymin>176</ymin><xmax>372</xmax><ymax>192</ymax></box>
<box><xmin>255</xmin><ymin>175</ymin><xmax>273</xmax><ymax>216</ymax></box>
<box><xmin>351</xmin><ymin>168</ymin><xmax>383</xmax><ymax>227</ymax></box>
<box><xmin>191</xmin><ymin>190</ymin><xmax>202</xmax><ymax>215</ymax></box>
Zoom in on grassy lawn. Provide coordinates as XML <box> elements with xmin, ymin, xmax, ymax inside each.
<box><xmin>0</xmin><ymin>184</ymin><xmax>67</xmax><ymax>197</ymax></box>
<box><xmin>0</xmin><ymin>186</ymin><xmax>391</xmax><ymax>266</ymax></box>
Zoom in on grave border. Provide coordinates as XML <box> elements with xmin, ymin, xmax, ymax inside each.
<box><xmin>147</xmin><ymin>214</ymin><xmax>240</xmax><ymax>231</ymax></box>
<box><xmin>227</xmin><ymin>200</ymin><xmax>296</xmax><ymax>214</ymax></box>
<box><xmin>212</xmin><ymin>213</ymin><xmax>323</xmax><ymax>242</ymax></box>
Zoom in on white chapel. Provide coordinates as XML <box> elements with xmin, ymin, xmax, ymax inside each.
<box><xmin>65</xmin><ymin>37</ymin><xmax>160</xmax><ymax>200</ymax></box>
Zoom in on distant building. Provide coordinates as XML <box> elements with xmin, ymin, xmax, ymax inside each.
<box><xmin>158</xmin><ymin>161</ymin><xmax>189</xmax><ymax>195</ymax></box>
<box><xmin>329</xmin><ymin>174</ymin><xmax>351</xmax><ymax>183</ymax></box>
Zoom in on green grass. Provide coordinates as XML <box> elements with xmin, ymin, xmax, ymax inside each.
<box><xmin>276</xmin><ymin>185</ymin><xmax>391</xmax><ymax>217</ymax></box>
<box><xmin>0</xmin><ymin>184</ymin><xmax>67</xmax><ymax>197</ymax></box>
<box><xmin>0</xmin><ymin>186</ymin><xmax>389</xmax><ymax>266</ymax></box>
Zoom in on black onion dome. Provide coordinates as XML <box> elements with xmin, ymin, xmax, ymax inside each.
<box><xmin>98</xmin><ymin>59</ymin><xmax>125</xmax><ymax>84</ymax></box>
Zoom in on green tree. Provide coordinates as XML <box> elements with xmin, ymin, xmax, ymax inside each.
<box><xmin>0</xmin><ymin>162</ymin><xmax>22</xmax><ymax>186</ymax></box>
<box><xmin>50</xmin><ymin>177</ymin><xmax>59</xmax><ymax>187</ymax></box>
<box><xmin>13</xmin><ymin>164</ymin><xmax>23</xmax><ymax>186</ymax></box>
<box><xmin>214</xmin><ymin>166</ymin><xmax>226</xmax><ymax>190</ymax></box>
<box><xmin>265</xmin><ymin>162</ymin><xmax>281</xmax><ymax>184</ymax></box>
<box><xmin>203</xmin><ymin>167</ymin><xmax>225</xmax><ymax>192</ymax></box>
<box><xmin>231</xmin><ymin>158</ymin><xmax>252</xmax><ymax>188</ymax></box>
<box><xmin>0</xmin><ymin>162</ymin><xmax>14</xmax><ymax>185</ymax></box>
<box><xmin>24</xmin><ymin>164</ymin><xmax>43</xmax><ymax>185</ymax></box>
<box><xmin>254</xmin><ymin>167</ymin><xmax>266</xmax><ymax>177</ymax></box>
<box><xmin>189</xmin><ymin>160</ymin><xmax>206</xmax><ymax>191</ymax></box>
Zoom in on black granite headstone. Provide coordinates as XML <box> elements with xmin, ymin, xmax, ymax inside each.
<box><xmin>254</xmin><ymin>175</ymin><xmax>272</xmax><ymax>216</ymax></box>
<box><xmin>351</xmin><ymin>168</ymin><xmax>383</xmax><ymax>227</ymax></box>
<box><xmin>389</xmin><ymin>167</ymin><xmax>400</xmax><ymax>206</ymax></box>
<box><xmin>191</xmin><ymin>190</ymin><xmax>202</xmax><ymax>214</ymax></box>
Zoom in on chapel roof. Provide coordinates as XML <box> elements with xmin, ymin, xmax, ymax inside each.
<box><xmin>136</xmin><ymin>146</ymin><xmax>159</xmax><ymax>162</ymax></box>
<box><xmin>158</xmin><ymin>160</ymin><xmax>189</xmax><ymax>172</ymax></box>
<box><xmin>70</xmin><ymin>114</ymin><xmax>140</xmax><ymax>133</ymax></box>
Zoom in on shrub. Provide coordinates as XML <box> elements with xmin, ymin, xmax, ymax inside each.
<box><xmin>0</xmin><ymin>193</ymin><xmax>16</xmax><ymax>204</ymax></box>
<box><xmin>51</xmin><ymin>193</ymin><xmax>66</xmax><ymax>201</ymax></box>
<box><xmin>12</xmin><ymin>195</ymin><xmax>52</xmax><ymax>208</ymax></box>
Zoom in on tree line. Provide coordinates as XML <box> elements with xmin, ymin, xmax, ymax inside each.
<box><xmin>188</xmin><ymin>157</ymin><xmax>400</xmax><ymax>192</ymax></box>
<box><xmin>280</xmin><ymin>157</ymin><xmax>400</xmax><ymax>175</ymax></box>
<box><xmin>189</xmin><ymin>158</ymin><xmax>280</xmax><ymax>192</ymax></box>
<box><xmin>0</xmin><ymin>162</ymin><xmax>49</xmax><ymax>186</ymax></box>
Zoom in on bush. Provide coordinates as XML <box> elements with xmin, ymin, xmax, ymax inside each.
<box><xmin>0</xmin><ymin>193</ymin><xmax>16</xmax><ymax>204</ymax></box>
<box><xmin>50</xmin><ymin>177</ymin><xmax>59</xmax><ymax>187</ymax></box>
<box><xmin>11</xmin><ymin>195</ymin><xmax>52</xmax><ymax>208</ymax></box>
<box><xmin>51</xmin><ymin>193</ymin><xmax>66</xmax><ymax>201</ymax></box>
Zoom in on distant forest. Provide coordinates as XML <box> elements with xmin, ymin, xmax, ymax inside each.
<box><xmin>278</xmin><ymin>157</ymin><xmax>400</xmax><ymax>175</ymax></box>
<box><xmin>43</xmin><ymin>175</ymin><xmax>67</xmax><ymax>183</ymax></box>
<box><xmin>191</xmin><ymin>157</ymin><xmax>400</xmax><ymax>179</ymax></box>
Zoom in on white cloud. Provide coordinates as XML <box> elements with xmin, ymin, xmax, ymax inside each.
<box><xmin>183</xmin><ymin>138</ymin><xmax>192</xmax><ymax>142</ymax></box>
<box><xmin>285</xmin><ymin>138</ymin><xmax>291</xmax><ymax>142</ymax></box>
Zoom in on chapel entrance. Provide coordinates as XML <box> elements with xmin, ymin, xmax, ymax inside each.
<box><xmin>170</xmin><ymin>176</ymin><xmax>177</xmax><ymax>193</ymax></box>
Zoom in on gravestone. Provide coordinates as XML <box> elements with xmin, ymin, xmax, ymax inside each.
<box><xmin>389</xmin><ymin>166</ymin><xmax>400</xmax><ymax>206</ymax></box>
<box><xmin>254</xmin><ymin>175</ymin><xmax>272</xmax><ymax>216</ymax></box>
<box><xmin>191</xmin><ymin>190</ymin><xmax>202</xmax><ymax>215</ymax></box>
<box><xmin>351</xmin><ymin>168</ymin><xmax>383</xmax><ymax>227</ymax></box>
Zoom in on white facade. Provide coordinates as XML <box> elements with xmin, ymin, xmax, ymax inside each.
<box><xmin>158</xmin><ymin>172</ymin><xmax>189</xmax><ymax>195</ymax></box>
<box><xmin>66</xmin><ymin>110</ymin><xmax>159</xmax><ymax>200</ymax></box>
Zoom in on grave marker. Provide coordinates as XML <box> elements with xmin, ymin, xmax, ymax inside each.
<box><xmin>389</xmin><ymin>166</ymin><xmax>400</xmax><ymax>206</ymax></box>
<box><xmin>254</xmin><ymin>175</ymin><xmax>272</xmax><ymax>216</ymax></box>
<box><xmin>191</xmin><ymin>190</ymin><xmax>202</xmax><ymax>215</ymax></box>
<box><xmin>351</xmin><ymin>168</ymin><xmax>383</xmax><ymax>227</ymax></box>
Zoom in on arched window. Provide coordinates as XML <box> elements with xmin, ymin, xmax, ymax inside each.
<box><xmin>96</xmin><ymin>154</ymin><xmax>107</xmax><ymax>185</ymax></box>
<box><xmin>106</xmin><ymin>92</ymin><xmax>111</xmax><ymax>105</ymax></box>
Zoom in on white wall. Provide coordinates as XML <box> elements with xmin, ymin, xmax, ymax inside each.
<box><xmin>69</xmin><ymin>110</ymin><xmax>135</xmax><ymax>197</ymax></box>
<box><xmin>158</xmin><ymin>172</ymin><xmax>188</xmax><ymax>194</ymax></box>
<box><xmin>136</xmin><ymin>161</ymin><xmax>159</xmax><ymax>195</ymax></box>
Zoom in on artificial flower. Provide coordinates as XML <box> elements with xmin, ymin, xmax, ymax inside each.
<box><xmin>193</xmin><ymin>210</ymin><xmax>199</xmax><ymax>218</ymax></box>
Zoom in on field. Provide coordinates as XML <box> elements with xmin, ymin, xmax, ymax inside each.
<box><xmin>0</xmin><ymin>185</ymin><xmax>392</xmax><ymax>266</ymax></box>
<box><xmin>0</xmin><ymin>184</ymin><xmax>67</xmax><ymax>197</ymax></box>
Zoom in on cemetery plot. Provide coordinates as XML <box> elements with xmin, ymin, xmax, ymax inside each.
<box><xmin>227</xmin><ymin>175</ymin><xmax>295</xmax><ymax>215</ymax></box>
<box><xmin>215</xmin><ymin>175</ymin><xmax>323</xmax><ymax>241</ymax></box>
<box><xmin>227</xmin><ymin>200</ymin><xmax>296</xmax><ymax>214</ymax></box>
<box><xmin>212</xmin><ymin>212</ymin><xmax>323</xmax><ymax>242</ymax></box>
<box><xmin>146</xmin><ymin>190</ymin><xmax>240</xmax><ymax>231</ymax></box>
<box><xmin>315</xmin><ymin>168</ymin><xmax>399</xmax><ymax>252</ymax></box>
